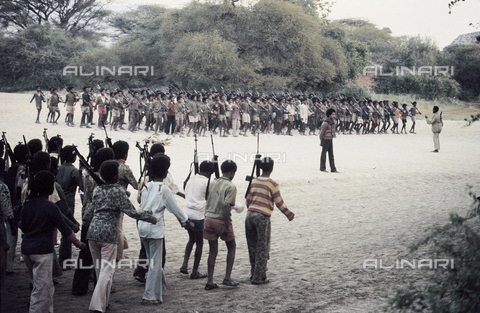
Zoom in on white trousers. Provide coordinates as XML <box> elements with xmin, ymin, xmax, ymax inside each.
<box><xmin>433</xmin><ymin>132</ymin><xmax>440</xmax><ymax>150</ymax></box>
<box><xmin>89</xmin><ymin>241</ymin><xmax>117</xmax><ymax>313</ymax></box>
<box><xmin>24</xmin><ymin>253</ymin><xmax>54</xmax><ymax>313</ymax></box>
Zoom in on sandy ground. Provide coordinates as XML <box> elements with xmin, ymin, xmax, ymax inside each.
<box><xmin>1</xmin><ymin>93</ymin><xmax>480</xmax><ymax>312</ymax></box>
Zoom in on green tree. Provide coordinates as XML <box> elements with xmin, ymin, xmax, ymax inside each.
<box><xmin>322</xmin><ymin>24</ymin><xmax>369</xmax><ymax>80</ymax></box>
<box><xmin>333</xmin><ymin>18</ymin><xmax>395</xmax><ymax>65</ymax></box>
<box><xmin>443</xmin><ymin>45</ymin><xmax>480</xmax><ymax>99</ymax></box>
<box><xmin>244</xmin><ymin>0</ymin><xmax>348</xmax><ymax>90</ymax></box>
<box><xmin>165</xmin><ymin>31</ymin><xmax>254</xmax><ymax>88</ymax></box>
<box><xmin>0</xmin><ymin>0</ymin><xmax>112</xmax><ymax>37</ymax></box>
<box><xmin>70</xmin><ymin>48</ymin><xmax>128</xmax><ymax>88</ymax></box>
<box><xmin>109</xmin><ymin>5</ymin><xmax>167</xmax><ymax>38</ymax></box>
<box><xmin>0</xmin><ymin>25</ymin><xmax>91</xmax><ymax>90</ymax></box>
<box><xmin>285</xmin><ymin>0</ymin><xmax>333</xmax><ymax>19</ymax></box>
<box><xmin>117</xmin><ymin>0</ymin><xmax>349</xmax><ymax>91</ymax></box>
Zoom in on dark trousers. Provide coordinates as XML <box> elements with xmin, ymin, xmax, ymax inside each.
<box><xmin>88</xmin><ymin>109</ymin><xmax>93</xmax><ymax>123</ymax></box>
<box><xmin>58</xmin><ymin>235</ymin><xmax>71</xmax><ymax>266</ymax></box>
<box><xmin>320</xmin><ymin>139</ymin><xmax>336</xmax><ymax>171</ymax></box>
<box><xmin>245</xmin><ymin>211</ymin><xmax>271</xmax><ymax>283</ymax></box>
<box><xmin>81</xmin><ymin>112</ymin><xmax>88</xmax><ymax>125</ymax></box>
<box><xmin>164</xmin><ymin>116</ymin><xmax>176</xmax><ymax>134</ymax></box>
<box><xmin>72</xmin><ymin>225</ymin><xmax>96</xmax><ymax>295</ymax></box>
<box><xmin>59</xmin><ymin>199</ymin><xmax>75</xmax><ymax>265</ymax></box>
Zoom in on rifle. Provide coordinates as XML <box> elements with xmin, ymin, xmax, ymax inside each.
<box><xmin>43</xmin><ymin>128</ymin><xmax>49</xmax><ymax>151</ymax></box>
<box><xmin>410</xmin><ymin>102</ymin><xmax>422</xmax><ymax>115</ymax></box>
<box><xmin>136</xmin><ymin>141</ymin><xmax>150</xmax><ymax>185</ymax></box>
<box><xmin>1</xmin><ymin>132</ymin><xmax>15</xmax><ymax>167</ymax></box>
<box><xmin>23</xmin><ymin>135</ymin><xmax>34</xmax><ymax>200</ymax></box>
<box><xmin>210</xmin><ymin>134</ymin><xmax>219</xmax><ymax>179</ymax></box>
<box><xmin>40</xmin><ymin>90</ymin><xmax>46</xmax><ymax>102</ymax></box>
<box><xmin>102</xmin><ymin>121</ymin><xmax>113</xmax><ymax>148</ymax></box>
<box><xmin>86</xmin><ymin>133</ymin><xmax>95</xmax><ymax>167</ymax></box>
<box><xmin>205</xmin><ymin>134</ymin><xmax>220</xmax><ymax>199</ymax></box>
<box><xmin>73</xmin><ymin>145</ymin><xmax>104</xmax><ymax>186</ymax></box>
<box><xmin>245</xmin><ymin>133</ymin><xmax>261</xmax><ymax>198</ymax></box>
<box><xmin>183</xmin><ymin>134</ymin><xmax>199</xmax><ymax>190</ymax></box>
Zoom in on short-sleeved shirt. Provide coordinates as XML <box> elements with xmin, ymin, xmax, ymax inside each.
<box><xmin>65</xmin><ymin>93</ymin><xmax>76</xmax><ymax>106</ymax></box>
<box><xmin>50</xmin><ymin>94</ymin><xmax>60</xmax><ymax>107</ymax></box>
<box><xmin>167</xmin><ymin>101</ymin><xmax>175</xmax><ymax>116</ymax></box>
<box><xmin>32</xmin><ymin>93</ymin><xmax>43</xmax><ymax>107</ymax></box>
<box><xmin>82</xmin><ymin>93</ymin><xmax>90</xmax><ymax>107</ymax></box>
<box><xmin>409</xmin><ymin>107</ymin><xmax>418</xmax><ymax>116</ymax></box>
<box><xmin>204</xmin><ymin>177</ymin><xmax>236</xmax><ymax>221</ymax></box>
<box><xmin>183</xmin><ymin>174</ymin><xmax>208</xmax><ymax>220</ymax></box>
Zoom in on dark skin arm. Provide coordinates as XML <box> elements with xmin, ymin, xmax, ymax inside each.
<box><xmin>223</xmin><ymin>202</ymin><xmax>232</xmax><ymax>233</ymax></box>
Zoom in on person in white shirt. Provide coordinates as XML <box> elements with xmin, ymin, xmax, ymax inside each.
<box><xmin>299</xmin><ymin>99</ymin><xmax>310</xmax><ymax>135</ymax></box>
<box><xmin>179</xmin><ymin>161</ymin><xmax>213</xmax><ymax>279</ymax></box>
<box><xmin>137</xmin><ymin>155</ymin><xmax>193</xmax><ymax>305</ymax></box>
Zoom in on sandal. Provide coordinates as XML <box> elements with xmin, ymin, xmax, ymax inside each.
<box><xmin>134</xmin><ymin>275</ymin><xmax>146</xmax><ymax>283</ymax></box>
<box><xmin>141</xmin><ymin>299</ymin><xmax>161</xmax><ymax>305</ymax></box>
<box><xmin>190</xmin><ymin>272</ymin><xmax>207</xmax><ymax>279</ymax></box>
<box><xmin>251</xmin><ymin>279</ymin><xmax>270</xmax><ymax>285</ymax></box>
<box><xmin>205</xmin><ymin>283</ymin><xmax>219</xmax><ymax>290</ymax></box>
<box><xmin>222</xmin><ymin>279</ymin><xmax>239</xmax><ymax>287</ymax></box>
<box><xmin>179</xmin><ymin>267</ymin><xmax>189</xmax><ymax>274</ymax></box>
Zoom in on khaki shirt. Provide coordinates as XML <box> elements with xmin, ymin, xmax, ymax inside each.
<box><xmin>205</xmin><ymin>177</ymin><xmax>237</xmax><ymax>221</ymax></box>
<box><xmin>65</xmin><ymin>93</ymin><xmax>76</xmax><ymax>106</ymax></box>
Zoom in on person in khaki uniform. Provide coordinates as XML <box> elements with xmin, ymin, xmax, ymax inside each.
<box><xmin>65</xmin><ymin>87</ymin><xmax>77</xmax><ymax>127</ymax></box>
<box><xmin>95</xmin><ymin>88</ymin><xmax>108</xmax><ymax>129</ymax></box>
<box><xmin>30</xmin><ymin>86</ymin><xmax>45</xmax><ymax>124</ymax></box>
<box><xmin>425</xmin><ymin>105</ymin><xmax>443</xmax><ymax>153</ymax></box>
<box><xmin>49</xmin><ymin>88</ymin><xmax>62</xmax><ymax>124</ymax></box>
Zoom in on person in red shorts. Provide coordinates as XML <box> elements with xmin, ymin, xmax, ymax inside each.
<box><xmin>203</xmin><ymin>160</ymin><xmax>239</xmax><ymax>290</ymax></box>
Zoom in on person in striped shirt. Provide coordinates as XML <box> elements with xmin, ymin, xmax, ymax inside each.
<box><xmin>245</xmin><ymin>157</ymin><xmax>295</xmax><ymax>285</ymax></box>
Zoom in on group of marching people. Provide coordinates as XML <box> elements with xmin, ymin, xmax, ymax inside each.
<box><xmin>0</xmin><ymin>131</ymin><xmax>294</xmax><ymax>312</ymax></box>
<box><xmin>31</xmin><ymin>86</ymin><xmax>424</xmax><ymax>137</ymax></box>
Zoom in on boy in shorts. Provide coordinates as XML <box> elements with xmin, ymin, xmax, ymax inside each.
<box><xmin>203</xmin><ymin>160</ymin><xmax>239</xmax><ymax>290</ymax></box>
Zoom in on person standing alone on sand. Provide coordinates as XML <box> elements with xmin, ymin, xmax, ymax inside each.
<box><xmin>425</xmin><ymin>105</ymin><xmax>443</xmax><ymax>153</ymax></box>
<box><xmin>245</xmin><ymin>157</ymin><xmax>294</xmax><ymax>285</ymax></box>
<box><xmin>30</xmin><ymin>86</ymin><xmax>45</xmax><ymax>124</ymax></box>
<box><xmin>319</xmin><ymin>108</ymin><xmax>339</xmax><ymax>173</ymax></box>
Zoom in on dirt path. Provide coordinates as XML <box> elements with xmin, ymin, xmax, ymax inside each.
<box><xmin>1</xmin><ymin>93</ymin><xmax>480</xmax><ymax>312</ymax></box>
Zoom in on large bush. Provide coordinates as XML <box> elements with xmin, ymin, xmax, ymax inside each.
<box><xmin>0</xmin><ymin>25</ymin><xmax>91</xmax><ymax>91</ymax></box>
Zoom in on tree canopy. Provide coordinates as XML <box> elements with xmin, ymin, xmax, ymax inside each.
<box><xmin>0</xmin><ymin>0</ymin><xmax>111</xmax><ymax>37</ymax></box>
<box><xmin>0</xmin><ymin>0</ymin><xmax>478</xmax><ymax>99</ymax></box>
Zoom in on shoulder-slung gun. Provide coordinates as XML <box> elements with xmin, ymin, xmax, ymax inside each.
<box><xmin>183</xmin><ymin>134</ymin><xmax>199</xmax><ymax>190</ymax></box>
<box><xmin>1</xmin><ymin>132</ymin><xmax>15</xmax><ymax>167</ymax></box>
<box><xmin>73</xmin><ymin>145</ymin><xmax>104</xmax><ymax>186</ymax></box>
<box><xmin>136</xmin><ymin>141</ymin><xmax>150</xmax><ymax>185</ymax></box>
<box><xmin>245</xmin><ymin>133</ymin><xmax>261</xmax><ymax>198</ymax></box>
<box><xmin>102</xmin><ymin>121</ymin><xmax>113</xmax><ymax>148</ymax></box>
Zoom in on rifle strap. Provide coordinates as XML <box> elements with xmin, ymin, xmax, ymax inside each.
<box><xmin>183</xmin><ymin>162</ymin><xmax>194</xmax><ymax>191</ymax></box>
<box><xmin>205</xmin><ymin>174</ymin><xmax>211</xmax><ymax>200</ymax></box>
